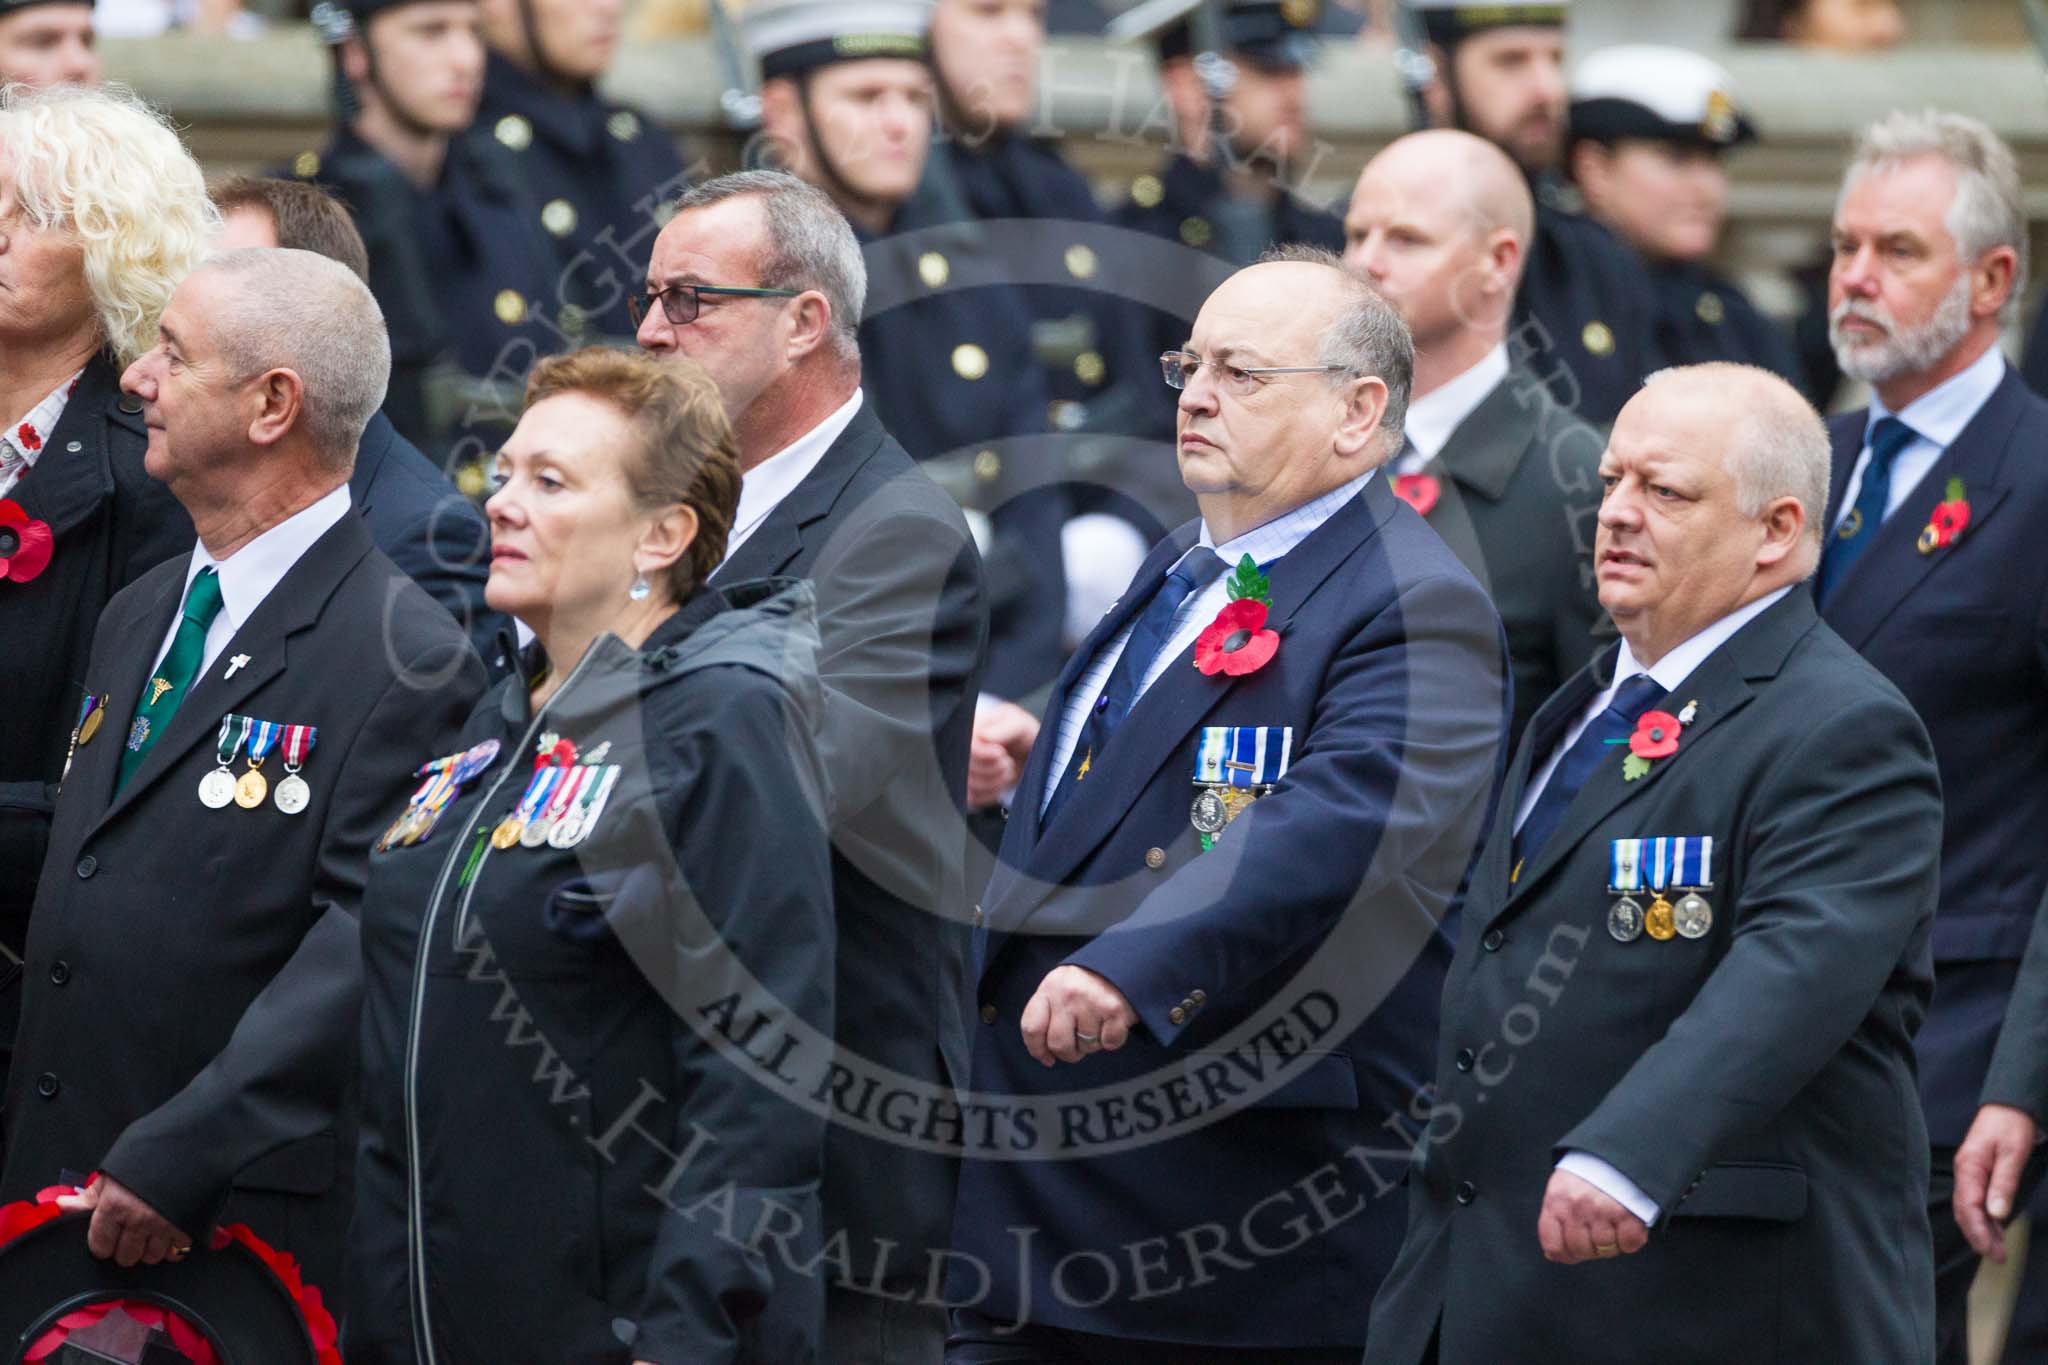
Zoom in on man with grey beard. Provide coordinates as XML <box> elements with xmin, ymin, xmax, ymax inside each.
<box><xmin>1818</xmin><ymin>108</ymin><xmax>2048</xmax><ymax>1365</ymax></box>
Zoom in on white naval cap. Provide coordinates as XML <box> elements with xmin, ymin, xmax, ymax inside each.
<box><xmin>1570</xmin><ymin>44</ymin><xmax>1756</xmax><ymax>148</ymax></box>
<box><xmin>742</xmin><ymin>0</ymin><xmax>934</xmax><ymax>81</ymax></box>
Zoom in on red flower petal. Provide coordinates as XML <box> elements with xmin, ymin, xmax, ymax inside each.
<box><xmin>1931</xmin><ymin>500</ymin><xmax>1970</xmax><ymax>539</ymax></box>
<box><xmin>1</xmin><ymin>515</ymin><xmax>54</xmax><ymax>582</ymax></box>
<box><xmin>0</xmin><ymin>1195</ymin><xmax>66</xmax><ymax>1247</ymax></box>
<box><xmin>1215</xmin><ymin>628</ymin><xmax>1280</xmax><ymax>675</ymax></box>
<box><xmin>17</xmin><ymin>422</ymin><xmax>39</xmax><ymax>451</ymax></box>
<box><xmin>1392</xmin><ymin>473</ymin><xmax>1440</xmax><ymax>517</ymax></box>
<box><xmin>1628</xmin><ymin>710</ymin><xmax>1682</xmax><ymax>760</ymax></box>
<box><xmin>218</xmin><ymin>1223</ymin><xmax>343</xmax><ymax>1363</ymax></box>
<box><xmin>0</xmin><ymin>499</ymin><xmax>27</xmax><ymax>529</ymax></box>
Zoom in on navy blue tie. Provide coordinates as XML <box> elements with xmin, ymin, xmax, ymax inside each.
<box><xmin>1041</xmin><ymin>551</ymin><xmax>1227</xmax><ymax>827</ymax></box>
<box><xmin>1512</xmin><ymin>673</ymin><xmax>1665</xmax><ymax>870</ymax></box>
<box><xmin>1817</xmin><ymin>416</ymin><xmax>1917</xmax><ymax>604</ymax></box>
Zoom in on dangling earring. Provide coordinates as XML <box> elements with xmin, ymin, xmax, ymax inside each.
<box><xmin>628</xmin><ymin>571</ymin><xmax>652</xmax><ymax>602</ymax></box>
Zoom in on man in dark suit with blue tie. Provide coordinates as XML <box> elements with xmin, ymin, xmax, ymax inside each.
<box><xmin>1366</xmin><ymin>362</ymin><xmax>1944</xmax><ymax>1365</ymax></box>
<box><xmin>1815</xmin><ymin>109</ymin><xmax>2048</xmax><ymax>1365</ymax></box>
<box><xmin>945</xmin><ymin>248</ymin><xmax>1508</xmax><ymax>1362</ymax></box>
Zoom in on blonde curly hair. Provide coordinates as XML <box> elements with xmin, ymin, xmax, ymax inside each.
<box><xmin>0</xmin><ymin>83</ymin><xmax>219</xmax><ymax>364</ymax></box>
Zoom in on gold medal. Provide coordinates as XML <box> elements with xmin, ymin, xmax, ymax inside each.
<box><xmin>1644</xmin><ymin>893</ymin><xmax>1677</xmax><ymax>941</ymax></box>
<box><xmin>234</xmin><ymin>767</ymin><xmax>268</xmax><ymax>808</ymax></box>
<box><xmin>79</xmin><ymin>708</ymin><xmax>104</xmax><ymax>746</ymax></box>
<box><xmin>491</xmin><ymin>817</ymin><xmax>525</xmax><ymax>850</ymax></box>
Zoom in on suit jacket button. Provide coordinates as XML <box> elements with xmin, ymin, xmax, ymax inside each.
<box><xmin>1482</xmin><ymin>929</ymin><xmax>1504</xmax><ymax>952</ymax></box>
<box><xmin>35</xmin><ymin>1072</ymin><xmax>59</xmax><ymax>1098</ymax></box>
<box><xmin>48</xmin><ymin>961</ymin><xmax>69</xmax><ymax>986</ymax></box>
<box><xmin>1455</xmin><ymin>1047</ymin><xmax>1475</xmax><ymax>1072</ymax></box>
<box><xmin>75</xmin><ymin>855</ymin><xmax>97</xmax><ymax>879</ymax></box>
<box><xmin>980</xmin><ymin>1004</ymin><xmax>998</xmax><ymax>1025</ymax></box>
<box><xmin>1145</xmin><ymin>847</ymin><xmax>1165</xmax><ymax>870</ymax></box>
<box><xmin>1169</xmin><ymin>1006</ymin><xmax>1186</xmax><ymax>1026</ymax></box>
<box><xmin>1455</xmin><ymin>1180</ymin><xmax>1476</xmax><ymax>1205</ymax></box>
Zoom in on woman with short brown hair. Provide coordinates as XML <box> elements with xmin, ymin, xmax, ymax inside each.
<box><xmin>349</xmin><ymin>347</ymin><xmax>836</xmax><ymax>1364</ymax></box>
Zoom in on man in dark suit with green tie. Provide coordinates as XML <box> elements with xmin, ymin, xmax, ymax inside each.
<box><xmin>1367</xmin><ymin>362</ymin><xmax>1943</xmax><ymax>1364</ymax></box>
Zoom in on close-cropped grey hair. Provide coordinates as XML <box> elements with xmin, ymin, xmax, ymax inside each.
<box><xmin>1841</xmin><ymin>108</ymin><xmax>2028</xmax><ymax>323</ymax></box>
<box><xmin>671</xmin><ymin>170</ymin><xmax>868</xmax><ymax>365</ymax></box>
<box><xmin>1257</xmin><ymin>244</ymin><xmax>1414</xmax><ymax>439</ymax></box>
<box><xmin>199</xmin><ymin>248</ymin><xmax>392</xmax><ymax>468</ymax></box>
<box><xmin>1643</xmin><ymin>362</ymin><xmax>1832</xmax><ymax>557</ymax></box>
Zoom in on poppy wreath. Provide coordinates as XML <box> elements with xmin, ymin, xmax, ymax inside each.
<box><xmin>0</xmin><ymin>1181</ymin><xmax>342</xmax><ymax>1365</ymax></box>
<box><xmin>1194</xmin><ymin>555</ymin><xmax>1280</xmax><ymax>677</ymax></box>
<box><xmin>0</xmin><ymin>498</ymin><xmax>54</xmax><ymax>583</ymax></box>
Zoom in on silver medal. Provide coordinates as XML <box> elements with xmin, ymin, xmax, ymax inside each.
<box><xmin>520</xmin><ymin>815</ymin><xmax>555</xmax><ymax>848</ymax></box>
<box><xmin>1190</xmin><ymin>788</ymin><xmax>1228</xmax><ymax>836</ymax></box>
<box><xmin>273</xmin><ymin>772</ymin><xmax>311</xmax><ymax>815</ymax></box>
<box><xmin>1607</xmin><ymin>895</ymin><xmax>1645</xmax><ymax>943</ymax></box>
<box><xmin>1674</xmin><ymin>892</ymin><xmax>1713</xmax><ymax>939</ymax></box>
<box><xmin>546</xmin><ymin>814</ymin><xmax>584</xmax><ymax>849</ymax></box>
<box><xmin>198</xmin><ymin>768</ymin><xmax>237</xmax><ymax>809</ymax></box>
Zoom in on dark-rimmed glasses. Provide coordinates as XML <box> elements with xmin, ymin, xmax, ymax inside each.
<box><xmin>1160</xmin><ymin>350</ymin><xmax>1353</xmax><ymax>396</ymax></box>
<box><xmin>629</xmin><ymin>282</ymin><xmax>802</xmax><ymax>327</ymax></box>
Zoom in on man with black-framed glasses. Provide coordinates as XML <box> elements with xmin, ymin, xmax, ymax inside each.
<box><xmin>946</xmin><ymin>246</ymin><xmax>1507</xmax><ymax>1363</ymax></box>
<box><xmin>639</xmin><ymin>169</ymin><xmax>989</xmax><ymax>1365</ymax></box>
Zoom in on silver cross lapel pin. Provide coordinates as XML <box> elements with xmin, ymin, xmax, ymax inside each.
<box><xmin>224</xmin><ymin>653</ymin><xmax>252</xmax><ymax>680</ymax></box>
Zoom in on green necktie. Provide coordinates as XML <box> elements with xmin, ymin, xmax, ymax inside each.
<box><xmin>116</xmin><ymin>566</ymin><xmax>225</xmax><ymax>792</ymax></box>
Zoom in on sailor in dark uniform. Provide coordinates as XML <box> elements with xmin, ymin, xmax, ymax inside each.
<box><xmin>1108</xmin><ymin>0</ymin><xmax>1346</xmax><ymax>376</ymax></box>
<box><xmin>476</xmin><ymin>0</ymin><xmax>691</xmax><ymax>341</ymax></box>
<box><xmin>930</xmin><ymin>0</ymin><xmax>1166</xmax><ymax>452</ymax></box>
<box><xmin>745</xmin><ymin>0</ymin><xmax>1065</xmax><ymax>701</ymax></box>
<box><xmin>1568</xmin><ymin>45</ymin><xmax>1804</xmax><ymax>390</ymax></box>
<box><xmin>1403</xmin><ymin>0</ymin><xmax>1664</xmax><ymax>423</ymax></box>
<box><xmin>292</xmin><ymin>0</ymin><xmax>564</xmax><ymax>468</ymax></box>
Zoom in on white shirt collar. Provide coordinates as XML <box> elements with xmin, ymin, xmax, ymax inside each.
<box><xmin>0</xmin><ymin>369</ymin><xmax>85</xmax><ymax>496</ymax></box>
<box><xmin>1401</xmin><ymin>343</ymin><xmax>1509</xmax><ymax>463</ymax></box>
<box><xmin>726</xmin><ymin>389</ymin><xmax>863</xmax><ymax>557</ymax></box>
<box><xmin>1609</xmin><ymin>584</ymin><xmax>1794</xmax><ymax>698</ymax></box>
<box><xmin>1196</xmin><ymin>466</ymin><xmax>1378</xmax><ymax>563</ymax></box>
<box><xmin>184</xmin><ymin>483</ymin><xmax>353</xmax><ymax>636</ymax></box>
<box><xmin>1870</xmin><ymin>340</ymin><xmax>2006</xmax><ymax>446</ymax></box>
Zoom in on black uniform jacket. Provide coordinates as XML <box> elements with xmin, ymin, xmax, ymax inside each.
<box><xmin>347</xmin><ymin>579</ymin><xmax>835</xmax><ymax>1365</ymax></box>
<box><xmin>0</xmin><ymin>511</ymin><xmax>484</xmax><ymax>1300</ymax></box>
<box><xmin>1409</xmin><ymin>366</ymin><xmax>1609</xmax><ymax>749</ymax></box>
<box><xmin>1365</xmin><ymin>590</ymin><xmax>1943</xmax><ymax>1365</ymax></box>
<box><xmin>0</xmin><ymin>354</ymin><xmax>189</xmax><ymax>982</ymax></box>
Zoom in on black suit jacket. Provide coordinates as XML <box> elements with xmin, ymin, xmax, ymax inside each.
<box><xmin>1818</xmin><ymin>365</ymin><xmax>2048</xmax><ymax>1142</ymax></box>
<box><xmin>710</xmin><ymin>398</ymin><xmax>988</xmax><ymax>1289</ymax></box>
<box><xmin>1412</xmin><ymin>367</ymin><xmax>1610</xmax><ymax>749</ymax></box>
<box><xmin>0</xmin><ymin>354</ymin><xmax>190</xmax><ymax>1056</ymax></box>
<box><xmin>348</xmin><ymin>411</ymin><xmax>507</xmax><ymax>673</ymax></box>
<box><xmin>1366</xmin><ymin>590</ymin><xmax>1942</xmax><ymax>1365</ymax></box>
<box><xmin>0</xmin><ymin>511</ymin><xmax>484</xmax><ymax>1299</ymax></box>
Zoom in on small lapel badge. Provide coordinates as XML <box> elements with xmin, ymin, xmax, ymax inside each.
<box><xmin>224</xmin><ymin>653</ymin><xmax>251</xmax><ymax>680</ymax></box>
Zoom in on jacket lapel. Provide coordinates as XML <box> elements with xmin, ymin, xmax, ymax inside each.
<box><xmin>347</xmin><ymin>412</ymin><xmax>398</xmax><ymax>518</ymax></box>
<box><xmin>1431</xmin><ymin>371</ymin><xmax>1534</xmax><ymax>503</ymax></box>
<box><xmin>11</xmin><ymin>354</ymin><xmax>136</xmax><ymax>541</ymax></box>
<box><xmin>712</xmin><ymin>401</ymin><xmax>888</xmax><ymax>584</ymax></box>
<box><xmin>1819</xmin><ymin>368</ymin><xmax>2023</xmax><ymax>651</ymax></box>
<box><xmin>1010</xmin><ymin>481</ymin><xmax>1393</xmax><ymax>915</ymax></box>
<box><xmin>1488</xmin><ymin>590</ymin><xmax>1817</xmax><ymax>926</ymax></box>
<box><xmin>91</xmin><ymin>514</ymin><xmax>375</xmax><ymax>831</ymax></box>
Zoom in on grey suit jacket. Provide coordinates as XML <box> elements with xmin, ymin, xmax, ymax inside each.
<box><xmin>1366</xmin><ymin>589</ymin><xmax>1942</xmax><ymax>1365</ymax></box>
<box><xmin>1411</xmin><ymin>367</ymin><xmax>1609</xmax><ymax>749</ymax></box>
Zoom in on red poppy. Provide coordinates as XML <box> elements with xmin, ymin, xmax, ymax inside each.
<box><xmin>1628</xmin><ymin>710</ymin><xmax>1682</xmax><ymax>760</ymax></box>
<box><xmin>535</xmin><ymin>737</ymin><xmax>577</xmax><ymax>769</ymax></box>
<box><xmin>1928</xmin><ymin>498</ymin><xmax>1970</xmax><ymax>546</ymax></box>
<box><xmin>0</xmin><ymin>499</ymin><xmax>53</xmax><ymax>583</ymax></box>
<box><xmin>1194</xmin><ymin>598</ymin><xmax>1280</xmax><ymax>676</ymax></box>
<box><xmin>16</xmin><ymin>422</ymin><xmax>40</xmax><ymax>452</ymax></box>
<box><xmin>1392</xmin><ymin>473</ymin><xmax>1440</xmax><ymax>517</ymax></box>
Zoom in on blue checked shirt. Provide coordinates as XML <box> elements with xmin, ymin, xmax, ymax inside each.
<box><xmin>1039</xmin><ymin>469</ymin><xmax>1376</xmax><ymax>815</ymax></box>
